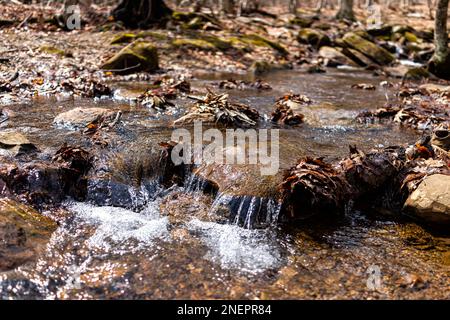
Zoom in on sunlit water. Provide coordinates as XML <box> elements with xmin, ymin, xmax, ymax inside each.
<box><xmin>1</xmin><ymin>69</ymin><xmax>449</xmax><ymax>299</ymax></box>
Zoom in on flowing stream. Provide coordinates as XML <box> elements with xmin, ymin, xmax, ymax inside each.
<box><xmin>1</xmin><ymin>69</ymin><xmax>449</xmax><ymax>299</ymax></box>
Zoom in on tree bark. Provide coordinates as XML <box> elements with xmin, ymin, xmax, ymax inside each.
<box><xmin>112</xmin><ymin>0</ymin><xmax>172</xmax><ymax>28</ymax></box>
<box><xmin>336</xmin><ymin>0</ymin><xmax>356</xmax><ymax>21</ymax></box>
<box><xmin>428</xmin><ymin>0</ymin><xmax>450</xmax><ymax>79</ymax></box>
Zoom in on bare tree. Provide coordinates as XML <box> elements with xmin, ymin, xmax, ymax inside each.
<box><xmin>289</xmin><ymin>0</ymin><xmax>298</xmax><ymax>13</ymax></box>
<box><xmin>336</xmin><ymin>0</ymin><xmax>356</xmax><ymax>20</ymax></box>
<box><xmin>428</xmin><ymin>0</ymin><xmax>450</xmax><ymax>79</ymax></box>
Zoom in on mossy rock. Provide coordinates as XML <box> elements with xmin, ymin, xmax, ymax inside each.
<box><xmin>239</xmin><ymin>34</ymin><xmax>288</xmax><ymax>55</ymax></box>
<box><xmin>249</xmin><ymin>60</ymin><xmax>291</xmax><ymax>75</ymax></box>
<box><xmin>297</xmin><ymin>28</ymin><xmax>331</xmax><ymax>48</ymax></box>
<box><xmin>39</xmin><ymin>45</ymin><xmax>69</xmax><ymax>57</ymax></box>
<box><xmin>110</xmin><ymin>33</ymin><xmax>138</xmax><ymax>45</ymax></box>
<box><xmin>342</xmin><ymin>48</ymin><xmax>374</xmax><ymax>67</ymax></box>
<box><xmin>342</xmin><ymin>32</ymin><xmax>394</xmax><ymax>65</ymax></box>
<box><xmin>353</xmin><ymin>30</ymin><xmax>372</xmax><ymax>41</ymax></box>
<box><xmin>404</xmin><ymin>67</ymin><xmax>430</xmax><ymax>80</ymax></box>
<box><xmin>138</xmin><ymin>31</ymin><xmax>168</xmax><ymax>40</ymax></box>
<box><xmin>172</xmin><ymin>38</ymin><xmax>216</xmax><ymax>50</ymax></box>
<box><xmin>101</xmin><ymin>40</ymin><xmax>159</xmax><ymax>74</ymax></box>
<box><xmin>404</xmin><ymin>31</ymin><xmax>419</xmax><ymax>43</ymax></box>
<box><xmin>289</xmin><ymin>16</ymin><xmax>314</xmax><ymax>28</ymax></box>
<box><xmin>198</xmin><ymin>35</ymin><xmax>231</xmax><ymax>51</ymax></box>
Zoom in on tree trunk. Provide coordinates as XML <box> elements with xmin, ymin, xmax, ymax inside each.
<box><xmin>428</xmin><ymin>0</ymin><xmax>450</xmax><ymax>79</ymax></box>
<box><xmin>220</xmin><ymin>0</ymin><xmax>235</xmax><ymax>15</ymax></box>
<box><xmin>112</xmin><ymin>0</ymin><xmax>172</xmax><ymax>28</ymax></box>
<box><xmin>289</xmin><ymin>0</ymin><xmax>298</xmax><ymax>13</ymax></box>
<box><xmin>336</xmin><ymin>0</ymin><xmax>356</xmax><ymax>21</ymax></box>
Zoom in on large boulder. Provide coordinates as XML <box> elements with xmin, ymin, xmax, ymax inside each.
<box><xmin>342</xmin><ymin>32</ymin><xmax>395</xmax><ymax>65</ymax></box>
<box><xmin>0</xmin><ymin>198</ymin><xmax>57</xmax><ymax>271</ymax></box>
<box><xmin>101</xmin><ymin>40</ymin><xmax>159</xmax><ymax>74</ymax></box>
<box><xmin>403</xmin><ymin>174</ymin><xmax>450</xmax><ymax>225</ymax></box>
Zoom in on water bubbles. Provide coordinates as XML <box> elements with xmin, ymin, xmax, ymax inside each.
<box><xmin>187</xmin><ymin>219</ymin><xmax>282</xmax><ymax>274</ymax></box>
<box><xmin>67</xmin><ymin>202</ymin><xmax>169</xmax><ymax>254</ymax></box>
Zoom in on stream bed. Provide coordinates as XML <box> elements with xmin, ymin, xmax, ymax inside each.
<box><xmin>0</xmin><ymin>69</ymin><xmax>449</xmax><ymax>299</ymax></box>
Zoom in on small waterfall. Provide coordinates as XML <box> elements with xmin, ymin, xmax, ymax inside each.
<box><xmin>209</xmin><ymin>192</ymin><xmax>282</xmax><ymax>229</ymax></box>
<box><xmin>182</xmin><ymin>173</ymin><xmax>216</xmax><ymax>195</ymax></box>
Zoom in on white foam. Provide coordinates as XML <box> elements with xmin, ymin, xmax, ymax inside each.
<box><xmin>187</xmin><ymin>219</ymin><xmax>281</xmax><ymax>274</ymax></box>
<box><xmin>66</xmin><ymin>202</ymin><xmax>169</xmax><ymax>253</ymax></box>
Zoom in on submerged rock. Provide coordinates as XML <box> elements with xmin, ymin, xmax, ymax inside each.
<box><xmin>404</xmin><ymin>174</ymin><xmax>450</xmax><ymax>225</ymax></box>
<box><xmin>101</xmin><ymin>41</ymin><xmax>159</xmax><ymax>74</ymax></box>
<box><xmin>342</xmin><ymin>32</ymin><xmax>395</xmax><ymax>65</ymax></box>
<box><xmin>0</xmin><ymin>132</ymin><xmax>38</xmax><ymax>157</ymax></box>
<box><xmin>0</xmin><ymin>198</ymin><xmax>57</xmax><ymax>271</ymax></box>
<box><xmin>249</xmin><ymin>60</ymin><xmax>291</xmax><ymax>75</ymax></box>
<box><xmin>53</xmin><ymin>107</ymin><xmax>117</xmax><ymax>130</ymax></box>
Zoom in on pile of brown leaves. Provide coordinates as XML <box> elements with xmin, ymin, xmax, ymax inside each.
<box><xmin>280</xmin><ymin>157</ymin><xmax>350</xmax><ymax>219</ymax></box>
<box><xmin>271</xmin><ymin>94</ymin><xmax>309</xmax><ymax>125</ymax></box>
<box><xmin>217</xmin><ymin>79</ymin><xmax>272</xmax><ymax>91</ymax></box>
<box><xmin>173</xmin><ymin>90</ymin><xmax>259</xmax><ymax>127</ymax></box>
<box><xmin>52</xmin><ymin>144</ymin><xmax>91</xmax><ymax>174</ymax></box>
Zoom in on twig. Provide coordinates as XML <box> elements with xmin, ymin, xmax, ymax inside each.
<box><xmin>17</xmin><ymin>13</ymin><xmax>33</xmax><ymax>29</ymax></box>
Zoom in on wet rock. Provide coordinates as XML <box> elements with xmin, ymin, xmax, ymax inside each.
<box><xmin>281</xmin><ymin>147</ymin><xmax>404</xmax><ymax>220</ymax></box>
<box><xmin>249</xmin><ymin>60</ymin><xmax>291</xmax><ymax>75</ymax></box>
<box><xmin>159</xmin><ymin>192</ymin><xmax>222</xmax><ymax>225</ymax></box>
<box><xmin>297</xmin><ymin>28</ymin><xmax>331</xmax><ymax>48</ymax></box>
<box><xmin>0</xmin><ymin>132</ymin><xmax>38</xmax><ymax>157</ymax></box>
<box><xmin>318</xmin><ymin>46</ymin><xmax>359</xmax><ymax>67</ymax></box>
<box><xmin>53</xmin><ymin>107</ymin><xmax>117</xmax><ymax>130</ymax></box>
<box><xmin>403</xmin><ymin>174</ymin><xmax>450</xmax><ymax>225</ymax></box>
<box><xmin>191</xmin><ymin>163</ymin><xmax>283</xmax><ymax>227</ymax></box>
<box><xmin>0</xmin><ymin>198</ymin><xmax>57</xmax><ymax>271</ymax></box>
<box><xmin>101</xmin><ymin>40</ymin><xmax>159</xmax><ymax>74</ymax></box>
<box><xmin>342</xmin><ymin>32</ymin><xmax>395</xmax><ymax>65</ymax></box>
<box><xmin>85</xmin><ymin>144</ymin><xmax>164</xmax><ymax>210</ymax></box>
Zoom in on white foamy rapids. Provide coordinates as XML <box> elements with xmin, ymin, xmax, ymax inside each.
<box><xmin>66</xmin><ymin>202</ymin><xmax>169</xmax><ymax>254</ymax></box>
<box><xmin>187</xmin><ymin>218</ymin><xmax>282</xmax><ymax>274</ymax></box>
